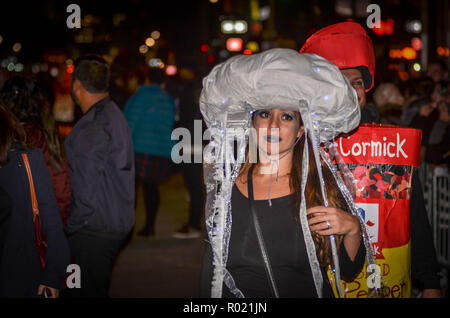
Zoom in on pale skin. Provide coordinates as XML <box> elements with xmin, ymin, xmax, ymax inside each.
<box><xmin>235</xmin><ymin>109</ymin><xmax>362</xmax><ymax>261</ymax></box>
<box><xmin>341</xmin><ymin>68</ymin><xmax>442</xmax><ymax>298</ymax></box>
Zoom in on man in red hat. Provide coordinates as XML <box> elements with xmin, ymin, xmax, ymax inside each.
<box><xmin>301</xmin><ymin>22</ymin><xmax>379</xmax><ymax>123</ymax></box>
<box><xmin>301</xmin><ymin>22</ymin><xmax>442</xmax><ymax>298</ymax></box>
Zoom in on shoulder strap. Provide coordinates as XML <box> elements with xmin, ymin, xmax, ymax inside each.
<box><xmin>21</xmin><ymin>153</ymin><xmax>40</xmax><ymax>222</ymax></box>
<box><xmin>247</xmin><ymin>166</ymin><xmax>279</xmax><ymax>298</ymax></box>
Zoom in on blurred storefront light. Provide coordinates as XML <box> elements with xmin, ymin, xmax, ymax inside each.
<box><xmin>66</xmin><ymin>65</ymin><xmax>75</xmax><ymax>74</ymax></box>
<box><xmin>50</xmin><ymin>67</ymin><xmax>59</xmax><ymax>77</ymax></box>
<box><xmin>389</xmin><ymin>49</ymin><xmax>402</xmax><ymax>59</ymax></box>
<box><xmin>12</xmin><ymin>42</ymin><xmax>22</xmax><ymax>52</ymax></box>
<box><xmin>14</xmin><ymin>63</ymin><xmax>23</xmax><ymax>72</ymax></box>
<box><xmin>145</xmin><ymin>37</ymin><xmax>155</xmax><ymax>47</ymax></box>
<box><xmin>259</xmin><ymin>6</ymin><xmax>271</xmax><ymax>21</ymax></box>
<box><xmin>139</xmin><ymin>45</ymin><xmax>149</xmax><ymax>54</ymax></box>
<box><xmin>165</xmin><ymin>65</ymin><xmax>177</xmax><ymax>76</ymax></box>
<box><xmin>148</xmin><ymin>58</ymin><xmax>164</xmax><ymax>69</ymax></box>
<box><xmin>405</xmin><ymin>20</ymin><xmax>422</xmax><ymax>34</ymax></box>
<box><xmin>246</xmin><ymin>41</ymin><xmax>259</xmax><ymax>52</ymax></box>
<box><xmin>234</xmin><ymin>21</ymin><xmax>247</xmax><ymax>33</ymax></box>
<box><xmin>221</xmin><ymin>20</ymin><xmax>234</xmax><ymax>34</ymax></box>
<box><xmin>221</xmin><ymin>20</ymin><xmax>247</xmax><ymax>34</ymax></box>
<box><xmin>200</xmin><ymin>43</ymin><xmax>210</xmax><ymax>53</ymax></box>
<box><xmin>151</xmin><ymin>30</ymin><xmax>160</xmax><ymax>39</ymax></box>
<box><xmin>437</xmin><ymin>46</ymin><xmax>450</xmax><ymax>57</ymax></box>
<box><xmin>371</xmin><ymin>19</ymin><xmax>394</xmax><ymax>36</ymax></box>
<box><xmin>401</xmin><ymin>47</ymin><xmax>417</xmax><ymax>60</ymax></box>
<box><xmin>226</xmin><ymin>38</ymin><xmax>243</xmax><ymax>52</ymax></box>
<box><xmin>411</xmin><ymin>37</ymin><xmax>422</xmax><ymax>51</ymax></box>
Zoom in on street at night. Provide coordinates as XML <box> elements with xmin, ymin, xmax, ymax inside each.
<box><xmin>0</xmin><ymin>0</ymin><xmax>448</xmax><ymax>311</ymax></box>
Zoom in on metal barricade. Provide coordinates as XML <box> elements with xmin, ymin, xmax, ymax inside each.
<box><xmin>422</xmin><ymin>165</ymin><xmax>450</xmax><ymax>268</ymax></box>
<box><xmin>432</xmin><ymin>167</ymin><xmax>449</xmax><ymax>267</ymax></box>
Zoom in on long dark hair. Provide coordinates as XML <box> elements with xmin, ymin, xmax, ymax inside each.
<box><xmin>291</xmin><ymin>135</ymin><xmax>346</xmax><ymax>268</ymax></box>
<box><xmin>238</xmin><ymin>133</ymin><xmax>346</xmax><ymax>269</ymax></box>
<box><xmin>0</xmin><ymin>101</ymin><xmax>26</xmax><ymax>165</ymax></box>
<box><xmin>0</xmin><ymin>76</ymin><xmax>64</xmax><ymax>170</ymax></box>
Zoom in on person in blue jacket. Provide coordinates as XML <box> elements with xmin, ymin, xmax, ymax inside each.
<box><xmin>124</xmin><ymin>68</ymin><xmax>176</xmax><ymax>237</ymax></box>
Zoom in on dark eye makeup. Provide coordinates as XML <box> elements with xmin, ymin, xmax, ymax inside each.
<box><xmin>282</xmin><ymin>112</ymin><xmax>296</xmax><ymax>121</ymax></box>
<box><xmin>254</xmin><ymin>110</ymin><xmax>297</xmax><ymax>121</ymax></box>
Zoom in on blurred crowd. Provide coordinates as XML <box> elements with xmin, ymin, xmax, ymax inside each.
<box><xmin>369</xmin><ymin>60</ymin><xmax>449</xmax><ymax>170</ymax></box>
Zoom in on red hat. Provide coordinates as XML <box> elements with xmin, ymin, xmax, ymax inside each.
<box><xmin>300</xmin><ymin>22</ymin><xmax>375</xmax><ymax>92</ymax></box>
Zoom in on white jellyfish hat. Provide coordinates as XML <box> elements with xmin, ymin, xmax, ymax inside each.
<box><xmin>200</xmin><ymin>48</ymin><xmax>379</xmax><ymax>298</ymax></box>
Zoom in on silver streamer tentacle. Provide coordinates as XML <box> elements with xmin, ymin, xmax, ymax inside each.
<box><xmin>204</xmin><ymin>109</ymin><xmax>251</xmax><ymax>298</ymax></box>
<box><xmin>300</xmin><ymin>101</ymin><xmax>343</xmax><ymax>298</ymax></box>
<box><xmin>297</xmin><ymin>120</ymin><xmax>324</xmax><ymax>298</ymax></box>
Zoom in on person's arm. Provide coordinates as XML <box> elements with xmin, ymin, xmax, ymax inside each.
<box><xmin>307</xmin><ymin>206</ymin><xmax>366</xmax><ymax>280</ymax></box>
<box><xmin>307</xmin><ymin>206</ymin><xmax>362</xmax><ymax>260</ymax></box>
<box><xmin>410</xmin><ymin>172</ymin><xmax>442</xmax><ymax>297</ymax></box>
<box><xmin>31</xmin><ymin>149</ymin><xmax>70</xmax><ymax>296</ymax></box>
<box><xmin>65</xmin><ymin>123</ymin><xmax>109</xmax><ymax>234</ymax></box>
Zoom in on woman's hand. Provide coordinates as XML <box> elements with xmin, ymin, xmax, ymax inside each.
<box><xmin>37</xmin><ymin>285</ymin><xmax>59</xmax><ymax>298</ymax></box>
<box><xmin>307</xmin><ymin>206</ymin><xmax>362</xmax><ymax>261</ymax></box>
<box><xmin>307</xmin><ymin>206</ymin><xmax>360</xmax><ymax>237</ymax></box>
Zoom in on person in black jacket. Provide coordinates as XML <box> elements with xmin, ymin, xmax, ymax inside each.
<box><xmin>0</xmin><ymin>102</ymin><xmax>70</xmax><ymax>298</ymax></box>
<box><xmin>63</xmin><ymin>56</ymin><xmax>135</xmax><ymax>297</ymax></box>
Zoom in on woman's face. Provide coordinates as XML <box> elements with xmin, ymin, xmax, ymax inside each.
<box><xmin>252</xmin><ymin>109</ymin><xmax>304</xmax><ymax>157</ymax></box>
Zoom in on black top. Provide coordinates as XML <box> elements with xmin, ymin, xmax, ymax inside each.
<box><xmin>200</xmin><ymin>185</ymin><xmax>366</xmax><ymax>298</ymax></box>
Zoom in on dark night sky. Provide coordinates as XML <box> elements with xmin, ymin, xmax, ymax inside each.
<box><xmin>0</xmin><ymin>0</ymin><xmax>446</xmax><ymax>75</ymax></box>
<box><xmin>0</xmin><ymin>0</ymin><xmax>204</xmax><ymax>59</ymax></box>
